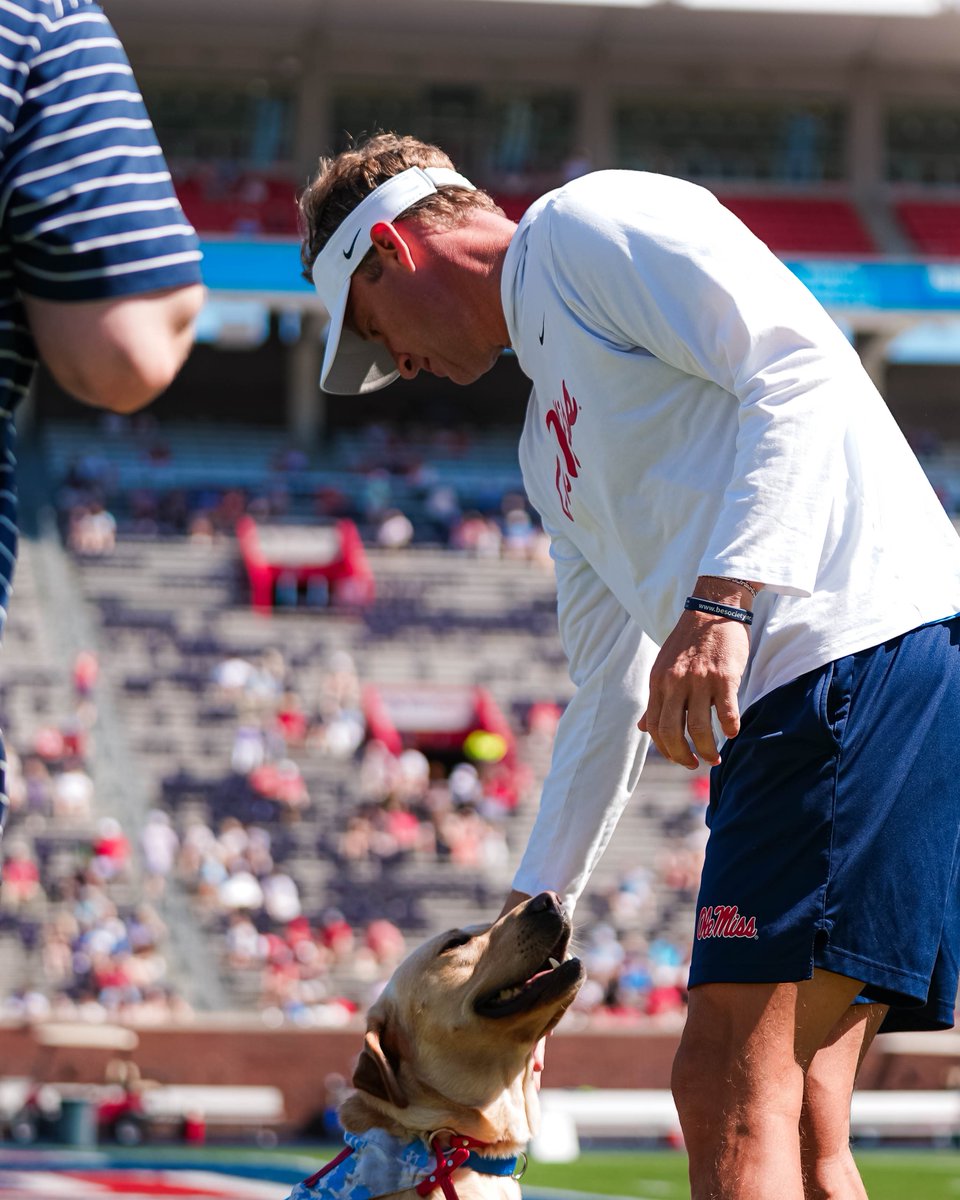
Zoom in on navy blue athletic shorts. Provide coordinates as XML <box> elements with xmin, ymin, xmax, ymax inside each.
<box><xmin>689</xmin><ymin>615</ymin><xmax>960</xmax><ymax>1033</ymax></box>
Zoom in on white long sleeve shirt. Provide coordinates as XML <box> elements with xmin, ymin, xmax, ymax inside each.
<box><xmin>502</xmin><ymin>170</ymin><xmax>960</xmax><ymax>911</ymax></box>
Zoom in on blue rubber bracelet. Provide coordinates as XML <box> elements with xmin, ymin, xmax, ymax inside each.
<box><xmin>684</xmin><ymin>596</ymin><xmax>754</xmax><ymax>625</ymax></box>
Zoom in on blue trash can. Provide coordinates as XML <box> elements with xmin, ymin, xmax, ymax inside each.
<box><xmin>58</xmin><ymin>1096</ymin><xmax>97</xmax><ymax>1146</ymax></box>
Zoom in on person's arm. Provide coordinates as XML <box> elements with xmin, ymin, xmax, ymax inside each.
<box><xmin>507</xmin><ymin>529</ymin><xmax>656</xmax><ymax>917</ymax></box>
<box><xmin>23</xmin><ymin>285</ymin><xmax>204</xmax><ymax>413</ymax></box>
<box><xmin>4</xmin><ymin>4</ymin><xmax>204</xmax><ymax>408</ymax></box>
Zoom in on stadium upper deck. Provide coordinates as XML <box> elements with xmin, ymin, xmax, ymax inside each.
<box><xmin>74</xmin><ymin>0</ymin><xmax>960</xmax><ymax>438</ymax></box>
<box><xmin>105</xmin><ymin>0</ymin><xmax>960</xmax><ymax>191</ymax></box>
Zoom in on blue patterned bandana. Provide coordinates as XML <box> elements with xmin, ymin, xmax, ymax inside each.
<box><xmin>286</xmin><ymin>1128</ymin><xmax>519</xmax><ymax>1199</ymax></box>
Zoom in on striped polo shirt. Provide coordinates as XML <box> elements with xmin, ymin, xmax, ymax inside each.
<box><xmin>0</xmin><ymin>0</ymin><xmax>202</xmax><ymax>635</ymax></box>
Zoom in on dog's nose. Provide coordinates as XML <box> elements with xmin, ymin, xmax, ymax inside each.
<box><xmin>530</xmin><ymin>891</ymin><xmax>560</xmax><ymax>913</ymax></box>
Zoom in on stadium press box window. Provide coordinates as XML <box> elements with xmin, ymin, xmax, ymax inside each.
<box><xmin>614</xmin><ymin>96</ymin><xmax>846</xmax><ymax>184</ymax></box>
<box><xmin>140</xmin><ymin>78</ymin><xmax>298</xmax><ymax>167</ymax></box>
<box><xmin>886</xmin><ymin>103</ymin><xmax>960</xmax><ymax>186</ymax></box>
<box><xmin>331</xmin><ymin>86</ymin><xmax>576</xmax><ymax>191</ymax></box>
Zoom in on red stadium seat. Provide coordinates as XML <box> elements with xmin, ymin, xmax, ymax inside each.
<box><xmin>717</xmin><ymin>194</ymin><xmax>876</xmax><ymax>255</ymax></box>
<box><xmin>173</xmin><ymin>171</ymin><xmax>300</xmax><ymax>235</ymax></box>
<box><xmin>895</xmin><ymin>200</ymin><xmax>960</xmax><ymax>258</ymax></box>
<box><xmin>491</xmin><ymin>189</ymin><xmax>876</xmax><ymax>255</ymax></box>
<box><xmin>492</xmin><ymin>192</ymin><xmax>544</xmax><ymax>223</ymax></box>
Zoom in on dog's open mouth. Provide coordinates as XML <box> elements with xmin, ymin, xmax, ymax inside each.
<box><xmin>474</xmin><ymin>932</ymin><xmax>584</xmax><ymax>1019</ymax></box>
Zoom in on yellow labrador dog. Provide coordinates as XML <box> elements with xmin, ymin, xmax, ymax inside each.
<box><xmin>287</xmin><ymin>891</ymin><xmax>583</xmax><ymax>1200</ymax></box>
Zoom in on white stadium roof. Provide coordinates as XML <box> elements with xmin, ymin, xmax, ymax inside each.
<box><xmin>108</xmin><ymin>0</ymin><xmax>960</xmax><ymax>71</ymax></box>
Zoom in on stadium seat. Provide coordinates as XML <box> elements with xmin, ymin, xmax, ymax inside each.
<box><xmin>717</xmin><ymin>194</ymin><xmax>876</xmax><ymax>255</ymax></box>
<box><xmin>173</xmin><ymin>171</ymin><xmax>299</xmax><ymax>236</ymax></box>
<box><xmin>895</xmin><ymin>200</ymin><xmax>960</xmax><ymax>257</ymax></box>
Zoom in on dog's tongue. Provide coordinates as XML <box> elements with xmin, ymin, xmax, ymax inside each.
<box><xmin>526</xmin><ymin>957</ymin><xmax>561</xmax><ymax>985</ymax></box>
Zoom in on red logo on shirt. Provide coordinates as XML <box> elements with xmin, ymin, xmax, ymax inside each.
<box><xmin>696</xmin><ymin>905</ymin><xmax>759</xmax><ymax>940</ymax></box>
<box><xmin>546</xmin><ymin>381</ymin><xmax>581</xmax><ymax>521</ymax></box>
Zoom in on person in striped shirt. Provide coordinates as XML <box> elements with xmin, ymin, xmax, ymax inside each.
<box><xmin>0</xmin><ymin>0</ymin><xmax>205</xmax><ymax>834</ymax></box>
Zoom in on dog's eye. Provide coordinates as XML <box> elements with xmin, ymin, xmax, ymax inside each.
<box><xmin>439</xmin><ymin>933</ymin><xmax>472</xmax><ymax>954</ymax></box>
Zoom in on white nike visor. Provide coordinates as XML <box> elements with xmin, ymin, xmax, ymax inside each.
<box><xmin>311</xmin><ymin>165</ymin><xmax>476</xmax><ymax>395</ymax></box>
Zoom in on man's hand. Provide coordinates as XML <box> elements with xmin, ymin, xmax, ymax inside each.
<box><xmin>639</xmin><ymin>576</ymin><xmax>757</xmax><ymax>769</ymax></box>
<box><xmin>499</xmin><ymin>889</ymin><xmax>531</xmax><ymax>918</ymax></box>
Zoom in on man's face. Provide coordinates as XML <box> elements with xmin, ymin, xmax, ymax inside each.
<box><xmin>345</xmin><ymin>221</ymin><xmax>502</xmax><ymax>388</ymax></box>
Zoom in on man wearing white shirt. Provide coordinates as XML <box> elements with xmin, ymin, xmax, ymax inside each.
<box><xmin>299</xmin><ymin>133</ymin><xmax>960</xmax><ymax>1200</ymax></box>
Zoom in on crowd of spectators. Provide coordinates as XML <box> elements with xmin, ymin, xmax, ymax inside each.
<box><xmin>55</xmin><ymin>417</ymin><xmax>554</xmax><ymax>569</ymax></box>
<box><xmin>0</xmin><ymin>631</ymin><xmax>710</xmax><ymax>1027</ymax></box>
<box><xmin>158</xmin><ymin>643</ymin><xmax>528</xmax><ymax>1020</ymax></box>
<box><xmin>0</xmin><ymin>653</ymin><xmax>191</xmax><ymax>1026</ymax></box>
<box><xmin>570</xmin><ymin>874</ymin><xmax>692</xmax><ymax>1027</ymax></box>
<box><xmin>55</xmin><ymin>414</ymin><xmax>960</xmax><ymax>578</ymax></box>
<box><xmin>135</xmin><ymin>605</ymin><xmax>712</xmax><ymax>1027</ymax></box>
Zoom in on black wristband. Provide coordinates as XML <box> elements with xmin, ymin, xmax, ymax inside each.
<box><xmin>684</xmin><ymin>596</ymin><xmax>754</xmax><ymax>626</ymax></box>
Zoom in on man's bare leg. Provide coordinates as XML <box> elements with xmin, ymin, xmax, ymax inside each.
<box><xmin>672</xmin><ymin>968</ymin><xmax>865</xmax><ymax>1200</ymax></box>
<box><xmin>800</xmin><ymin>1001</ymin><xmax>888</xmax><ymax>1200</ymax></box>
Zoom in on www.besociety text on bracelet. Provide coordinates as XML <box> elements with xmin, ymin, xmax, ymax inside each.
<box><xmin>684</xmin><ymin>596</ymin><xmax>754</xmax><ymax>625</ymax></box>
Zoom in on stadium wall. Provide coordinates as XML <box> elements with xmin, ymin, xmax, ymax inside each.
<box><xmin>0</xmin><ymin>1024</ymin><xmax>949</xmax><ymax>1131</ymax></box>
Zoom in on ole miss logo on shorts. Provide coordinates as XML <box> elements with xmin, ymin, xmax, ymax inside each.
<box><xmin>697</xmin><ymin>904</ymin><xmax>759</xmax><ymax>940</ymax></box>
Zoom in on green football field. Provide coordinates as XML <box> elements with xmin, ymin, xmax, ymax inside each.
<box><xmin>519</xmin><ymin>1148</ymin><xmax>960</xmax><ymax>1198</ymax></box>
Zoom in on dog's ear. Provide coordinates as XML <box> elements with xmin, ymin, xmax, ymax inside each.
<box><xmin>353</xmin><ymin>1023</ymin><xmax>408</xmax><ymax>1109</ymax></box>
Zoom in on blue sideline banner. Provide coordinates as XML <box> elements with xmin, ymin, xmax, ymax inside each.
<box><xmin>196</xmin><ymin>238</ymin><xmax>960</xmax><ymax>315</ymax></box>
<box><xmin>787</xmin><ymin>260</ymin><xmax>960</xmax><ymax>313</ymax></box>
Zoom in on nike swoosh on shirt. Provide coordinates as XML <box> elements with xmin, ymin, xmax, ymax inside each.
<box><xmin>538</xmin><ymin>316</ymin><xmax>545</xmax><ymax>345</ymax></box>
<box><xmin>343</xmin><ymin>229</ymin><xmax>361</xmax><ymax>260</ymax></box>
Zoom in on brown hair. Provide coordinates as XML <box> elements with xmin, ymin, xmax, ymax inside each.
<box><xmin>298</xmin><ymin>132</ymin><xmax>502</xmax><ymax>283</ymax></box>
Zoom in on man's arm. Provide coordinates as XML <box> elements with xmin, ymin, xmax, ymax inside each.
<box><xmin>23</xmin><ymin>285</ymin><xmax>205</xmax><ymax>413</ymax></box>
<box><xmin>507</xmin><ymin>530</ymin><xmax>655</xmax><ymax>916</ymax></box>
